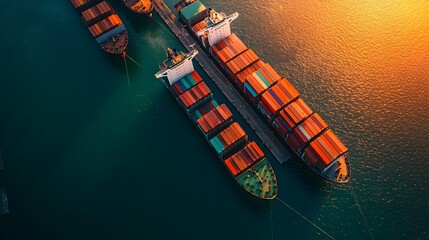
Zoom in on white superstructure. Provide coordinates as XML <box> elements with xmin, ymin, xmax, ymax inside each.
<box><xmin>196</xmin><ymin>10</ymin><xmax>238</xmax><ymax>46</ymax></box>
<box><xmin>155</xmin><ymin>49</ymin><xmax>198</xmax><ymax>85</ymax></box>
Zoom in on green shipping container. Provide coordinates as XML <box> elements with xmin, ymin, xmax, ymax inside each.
<box><xmin>180</xmin><ymin>1</ymin><xmax>208</xmax><ymax>27</ymax></box>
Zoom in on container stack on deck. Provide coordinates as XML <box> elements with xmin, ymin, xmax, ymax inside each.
<box><xmin>171</xmin><ymin>71</ymin><xmax>203</xmax><ymax>96</ymax></box>
<box><xmin>224</xmin><ymin>142</ymin><xmax>264</xmax><ymax>176</ymax></box>
<box><xmin>197</xmin><ymin>104</ymin><xmax>233</xmax><ymax>139</ymax></box>
<box><xmin>209</xmin><ymin>122</ymin><xmax>248</xmax><ymax>159</ymax></box>
<box><xmin>71</xmin><ymin>0</ymin><xmax>128</xmax><ymax>54</ymax></box>
<box><xmin>177</xmin><ymin>0</ymin><xmax>349</xmax><ymax>175</ymax></box>
<box><xmin>243</xmin><ymin>64</ymin><xmax>282</xmax><ymax>104</ymax></box>
<box><xmin>272</xmin><ymin>98</ymin><xmax>313</xmax><ymax>138</ymax></box>
<box><xmin>177</xmin><ymin>0</ymin><xmax>208</xmax><ymax>27</ymax></box>
<box><xmin>177</xmin><ymin>81</ymin><xmax>212</xmax><ymax>112</ymax></box>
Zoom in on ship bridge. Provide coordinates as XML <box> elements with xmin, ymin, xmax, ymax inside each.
<box><xmin>196</xmin><ymin>9</ymin><xmax>238</xmax><ymax>47</ymax></box>
<box><xmin>155</xmin><ymin>49</ymin><xmax>198</xmax><ymax>85</ymax></box>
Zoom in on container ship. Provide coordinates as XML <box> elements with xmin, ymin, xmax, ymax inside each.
<box><xmin>71</xmin><ymin>0</ymin><xmax>128</xmax><ymax>55</ymax></box>
<box><xmin>155</xmin><ymin>48</ymin><xmax>278</xmax><ymax>199</ymax></box>
<box><xmin>123</xmin><ymin>0</ymin><xmax>154</xmax><ymax>15</ymax></box>
<box><xmin>174</xmin><ymin>0</ymin><xmax>350</xmax><ymax>183</ymax></box>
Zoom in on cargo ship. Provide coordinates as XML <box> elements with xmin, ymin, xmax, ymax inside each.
<box><xmin>71</xmin><ymin>0</ymin><xmax>128</xmax><ymax>55</ymax></box>
<box><xmin>155</xmin><ymin>48</ymin><xmax>278</xmax><ymax>199</ymax></box>
<box><xmin>174</xmin><ymin>0</ymin><xmax>351</xmax><ymax>183</ymax></box>
<box><xmin>123</xmin><ymin>0</ymin><xmax>154</xmax><ymax>15</ymax></box>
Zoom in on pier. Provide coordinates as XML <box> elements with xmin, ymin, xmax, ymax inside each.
<box><xmin>153</xmin><ymin>0</ymin><xmax>291</xmax><ymax>164</ymax></box>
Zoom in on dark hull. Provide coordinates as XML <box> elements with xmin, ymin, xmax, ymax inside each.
<box><xmin>101</xmin><ymin>30</ymin><xmax>128</xmax><ymax>55</ymax></box>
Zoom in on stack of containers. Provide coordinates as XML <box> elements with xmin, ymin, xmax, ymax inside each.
<box><xmin>178</xmin><ymin>0</ymin><xmax>208</xmax><ymax>27</ymax></box>
<box><xmin>178</xmin><ymin>81</ymin><xmax>213</xmax><ymax>113</ymax></box>
<box><xmin>71</xmin><ymin>0</ymin><xmax>99</xmax><ymax>11</ymax></box>
<box><xmin>197</xmin><ymin>104</ymin><xmax>233</xmax><ymax>139</ymax></box>
<box><xmin>243</xmin><ymin>63</ymin><xmax>282</xmax><ymax>104</ymax></box>
<box><xmin>235</xmin><ymin>60</ymin><xmax>264</xmax><ymax>86</ymax></box>
<box><xmin>171</xmin><ymin>71</ymin><xmax>203</xmax><ymax>96</ymax></box>
<box><xmin>258</xmin><ymin>78</ymin><xmax>300</xmax><ymax>120</ymax></box>
<box><xmin>191</xmin><ymin>99</ymin><xmax>219</xmax><ymax>122</ymax></box>
<box><xmin>304</xmin><ymin>130</ymin><xmax>348</xmax><ymax>169</ymax></box>
<box><xmin>209</xmin><ymin>122</ymin><xmax>248</xmax><ymax>159</ymax></box>
<box><xmin>287</xmin><ymin>113</ymin><xmax>328</xmax><ymax>152</ymax></box>
<box><xmin>210</xmin><ymin>33</ymin><xmax>248</xmax><ymax>68</ymax></box>
<box><xmin>81</xmin><ymin>1</ymin><xmax>112</xmax><ymax>26</ymax></box>
<box><xmin>225</xmin><ymin>49</ymin><xmax>260</xmax><ymax>81</ymax></box>
<box><xmin>224</xmin><ymin>142</ymin><xmax>265</xmax><ymax>176</ymax></box>
<box><xmin>272</xmin><ymin>98</ymin><xmax>313</xmax><ymax>138</ymax></box>
<box><xmin>192</xmin><ymin>21</ymin><xmax>207</xmax><ymax>34</ymax></box>
<box><xmin>87</xmin><ymin>14</ymin><xmax>122</xmax><ymax>38</ymax></box>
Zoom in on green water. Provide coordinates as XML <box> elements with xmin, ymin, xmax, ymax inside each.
<box><xmin>0</xmin><ymin>0</ymin><xmax>428</xmax><ymax>239</ymax></box>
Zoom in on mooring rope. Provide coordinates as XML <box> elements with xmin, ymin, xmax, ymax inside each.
<box><xmin>126</xmin><ymin>55</ymin><xmax>143</xmax><ymax>69</ymax></box>
<box><xmin>348</xmin><ymin>184</ymin><xmax>375</xmax><ymax>240</ymax></box>
<box><xmin>124</xmin><ymin>56</ymin><xmax>130</xmax><ymax>86</ymax></box>
<box><xmin>276</xmin><ymin>197</ymin><xmax>336</xmax><ymax>240</ymax></box>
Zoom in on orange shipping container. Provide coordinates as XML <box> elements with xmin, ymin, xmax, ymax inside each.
<box><xmin>225</xmin><ymin>159</ymin><xmax>239</xmax><ymax>176</ymax></box>
<box><xmin>71</xmin><ymin>0</ymin><xmax>92</xmax><ymax>9</ymax></box>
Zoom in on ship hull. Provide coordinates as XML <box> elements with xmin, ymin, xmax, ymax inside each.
<box><xmin>301</xmin><ymin>153</ymin><xmax>351</xmax><ymax>183</ymax></box>
<box><xmin>101</xmin><ymin>30</ymin><xmax>128</xmax><ymax>55</ymax></box>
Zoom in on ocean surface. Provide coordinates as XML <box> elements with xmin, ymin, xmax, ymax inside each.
<box><xmin>0</xmin><ymin>0</ymin><xmax>428</xmax><ymax>239</ymax></box>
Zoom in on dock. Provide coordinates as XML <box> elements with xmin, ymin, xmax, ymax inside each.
<box><xmin>153</xmin><ymin>0</ymin><xmax>291</xmax><ymax>164</ymax></box>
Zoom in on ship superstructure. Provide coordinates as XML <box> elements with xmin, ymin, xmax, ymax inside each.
<box><xmin>155</xmin><ymin>48</ymin><xmax>278</xmax><ymax>199</ymax></box>
<box><xmin>175</xmin><ymin>0</ymin><xmax>350</xmax><ymax>183</ymax></box>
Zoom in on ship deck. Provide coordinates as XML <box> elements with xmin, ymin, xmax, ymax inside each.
<box><xmin>123</xmin><ymin>0</ymin><xmax>153</xmax><ymax>14</ymax></box>
<box><xmin>101</xmin><ymin>30</ymin><xmax>129</xmax><ymax>55</ymax></box>
<box><xmin>236</xmin><ymin>159</ymin><xmax>277</xmax><ymax>199</ymax></box>
<box><xmin>153</xmin><ymin>0</ymin><xmax>292</xmax><ymax>165</ymax></box>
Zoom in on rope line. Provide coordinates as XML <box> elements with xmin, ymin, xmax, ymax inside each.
<box><xmin>124</xmin><ymin>56</ymin><xmax>130</xmax><ymax>86</ymax></box>
<box><xmin>126</xmin><ymin>55</ymin><xmax>144</xmax><ymax>69</ymax></box>
<box><xmin>276</xmin><ymin>197</ymin><xmax>336</xmax><ymax>240</ymax></box>
<box><xmin>349</xmin><ymin>184</ymin><xmax>375</xmax><ymax>240</ymax></box>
